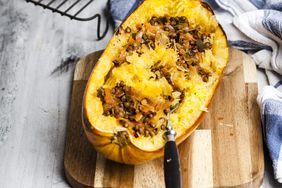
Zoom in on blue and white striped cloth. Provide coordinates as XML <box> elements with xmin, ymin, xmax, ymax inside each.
<box><xmin>258</xmin><ymin>86</ymin><xmax>282</xmax><ymax>183</ymax></box>
<box><xmin>109</xmin><ymin>0</ymin><xmax>282</xmax><ymax>183</ymax></box>
<box><xmin>109</xmin><ymin>0</ymin><xmax>143</xmax><ymax>28</ymax></box>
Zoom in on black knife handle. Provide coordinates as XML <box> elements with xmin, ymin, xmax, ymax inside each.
<box><xmin>164</xmin><ymin>140</ymin><xmax>181</xmax><ymax>188</ymax></box>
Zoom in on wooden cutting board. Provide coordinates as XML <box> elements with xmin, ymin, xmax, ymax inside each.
<box><xmin>63</xmin><ymin>48</ymin><xmax>264</xmax><ymax>188</ymax></box>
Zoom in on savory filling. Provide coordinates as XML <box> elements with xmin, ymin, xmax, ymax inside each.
<box><xmin>114</xmin><ymin>15</ymin><xmax>212</xmax><ymax>82</ymax></box>
<box><xmin>97</xmin><ymin>81</ymin><xmax>183</xmax><ymax>138</ymax></box>
<box><xmin>97</xmin><ymin>15</ymin><xmax>214</xmax><ymax>138</ymax></box>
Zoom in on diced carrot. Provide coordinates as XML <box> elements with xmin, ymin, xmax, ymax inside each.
<box><xmin>135</xmin><ymin>113</ymin><xmax>143</xmax><ymax>121</ymax></box>
<box><xmin>104</xmin><ymin>88</ymin><xmax>115</xmax><ymax>104</ymax></box>
<box><xmin>128</xmin><ymin>37</ymin><xmax>135</xmax><ymax>43</ymax></box>
<box><xmin>141</xmin><ymin>104</ymin><xmax>155</xmax><ymax>113</ymax></box>
<box><xmin>196</xmin><ymin>52</ymin><xmax>203</xmax><ymax>62</ymax></box>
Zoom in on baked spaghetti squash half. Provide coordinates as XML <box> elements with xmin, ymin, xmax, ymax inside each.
<box><xmin>83</xmin><ymin>0</ymin><xmax>228</xmax><ymax>164</ymax></box>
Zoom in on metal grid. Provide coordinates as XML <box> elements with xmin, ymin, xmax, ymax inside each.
<box><xmin>26</xmin><ymin>0</ymin><xmax>109</xmax><ymax>40</ymax></box>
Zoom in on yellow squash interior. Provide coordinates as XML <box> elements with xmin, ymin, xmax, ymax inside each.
<box><xmin>84</xmin><ymin>0</ymin><xmax>228</xmax><ymax>152</ymax></box>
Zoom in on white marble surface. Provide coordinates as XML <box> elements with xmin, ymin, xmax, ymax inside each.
<box><xmin>0</xmin><ymin>0</ymin><xmax>280</xmax><ymax>187</ymax></box>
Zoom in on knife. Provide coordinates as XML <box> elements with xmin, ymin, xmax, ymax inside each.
<box><xmin>164</xmin><ymin>104</ymin><xmax>181</xmax><ymax>188</ymax></box>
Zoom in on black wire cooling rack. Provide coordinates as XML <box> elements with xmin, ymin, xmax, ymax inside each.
<box><xmin>26</xmin><ymin>0</ymin><xmax>109</xmax><ymax>40</ymax></box>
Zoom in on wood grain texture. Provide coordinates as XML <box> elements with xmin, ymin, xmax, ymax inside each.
<box><xmin>64</xmin><ymin>48</ymin><xmax>264</xmax><ymax>188</ymax></box>
<box><xmin>179</xmin><ymin>130</ymin><xmax>213</xmax><ymax>188</ymax></box>
<box><xmin>199</xmin><ymin>49</ymin><xmax>264</xmax><ymax>187</ymax></box>
<box><xmin>0</xmin><ymin>0</ymin><xmax>111</xmax><ymax>187</ymax></box>
<box><xmin>64</xmin><ymin>80</ymin><xmax>97</xmax><ymax>188</ymax></box>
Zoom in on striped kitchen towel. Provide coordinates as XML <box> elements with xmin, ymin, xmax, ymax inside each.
<box><xmin>109</xmin><ymin>0</ymin><xmax>282</xmax><ymax>183</ymax></box>
<box><xmin>258</xmin><ymin>86</ymin><xmax>282</xmax><ymax>183</ymax></box>
<box><xmin>109</xmin><ymin>0</ymin><xmax>143</xmax><ymax>28</ymax></box>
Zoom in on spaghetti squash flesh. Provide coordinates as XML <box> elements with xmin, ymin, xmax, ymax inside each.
<box><xmin>84</xmin><ymin>0</ymin><xmax>228</xmax><ymax>153</ymax></box>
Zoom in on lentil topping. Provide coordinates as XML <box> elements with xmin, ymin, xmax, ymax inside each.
<box><xmin>97</xmin><ymin>15</ymin><xmax>216</xmax><ymax>138</ymax></box>
<box><xmin>113</xmin><ymin>15</ymin><xmax>212</xmax><ymax>78</ymax></box>
<box><xmin>97</xmin><ymin>81</ymin><xmax>183</xmax><ymax>138</ymax></box>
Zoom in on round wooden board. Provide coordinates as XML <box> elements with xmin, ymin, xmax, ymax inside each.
<box><xmin>63</xmin><ymin>49</ymin><xmax>264</xmax><ymax>188</ymax></box>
